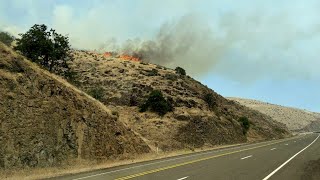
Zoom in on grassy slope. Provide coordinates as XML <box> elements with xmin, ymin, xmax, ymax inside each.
<box><xmin>0</xmin><ymin>43</ymin><xmax>150</xmax><ymax>169</ymax></box>
<box><xmin>68</xmin><ymin>50</ymin><xmax>290</xmax><ymax>152</ymax></box>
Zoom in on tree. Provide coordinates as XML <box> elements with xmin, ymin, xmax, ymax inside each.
<box><xmin>175</xmin><ymin>67</ymin><xmax>186</xmax><ymax>76</ymax></box>
<box><xmin>14</xmin><ymin>24</ymin><xmax>72</xmax><ymax>76</ymax></box>
<box><xmin>139</xmin><ymin>90</ymin><xmax>173</xmax><ymax>116</ymax></box>
<box><xmin>0</xmin><ymin>31</ymin><xmax>14</xmax><ymax>46</ymax></box>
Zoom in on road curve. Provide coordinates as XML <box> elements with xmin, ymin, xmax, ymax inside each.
<box><xmin>52</xmin><ymin>133</ymin><xmax>320</xmax><ymax>180</ymax></box>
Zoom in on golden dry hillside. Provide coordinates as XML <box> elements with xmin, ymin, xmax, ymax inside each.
<box><xmin>0</xmin><ymin>44</ymin><xmax>150</xmax><ymax>169</ymax></box>
<box><xmin>68</xmin><ymin>50</ymin><xmax>290</xmax><ymax>152</ymax></box>
<box><xmin>228</xmin><ymin>97</ymin><xmax>320</xmax><ymax>132</ymax></box>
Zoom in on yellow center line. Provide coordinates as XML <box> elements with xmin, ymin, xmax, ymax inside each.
<box><xmin>115</xmin><ymin>137</ymin><xmax>296</xmax><ymax>180</ymax></box>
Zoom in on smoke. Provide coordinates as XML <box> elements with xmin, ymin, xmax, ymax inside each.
<box><xmin>2</xmin><ymin>0</ymin><xmax>320</xmax><ymax>82</ymax></box>
<box><xmin>115</xmin><ymin>15</ymin><xmax>226</xmax><ymax>76</ymax></box>
<box><xmin>102</xmin><ymin>9</ymin><xmax>320</xmax><ymax>81</ymax></box>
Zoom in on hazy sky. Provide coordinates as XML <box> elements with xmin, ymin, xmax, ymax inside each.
<box><xmin>1</xmin><ymin>0</ymin><xmax>319</xmax><ymax>112</ymax></box>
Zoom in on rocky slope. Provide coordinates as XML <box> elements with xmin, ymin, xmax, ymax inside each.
<box><xmin>228</xmin><ymin>97</ymin><xmax>320</xmax><ymax>132</ymax></box>
<box><xmin>68</xmin><ymin>50</ymin><xmax>290</xmax><ymax>152</ymax></box>
<box><xmin>0</xmin><ymin>43</ymin><xmax>150</xmax><ymax>169</ymax></box>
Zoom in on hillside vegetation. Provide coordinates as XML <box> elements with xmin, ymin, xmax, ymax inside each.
<box><xmin>0</xmin><ymin>43</ymin><xmax>150</xmax><ymax>169</ymax></box>
<box><xmin>68</xmin><ymin>50</ymin><xmax>290</xmax><ymax>152</ymax></box>
<box><xmin>0</xmin><ymin>40</ymin><xmax>291</xmax><ymax>171</ymax></box>
<box><xmin>228</xmin><ymin>97</ymin><xmax>320</xmax><ymax>132</ymax></box>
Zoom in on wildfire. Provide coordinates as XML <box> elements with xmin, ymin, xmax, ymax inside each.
<box><xmin>119</xmin><ymin>54</ymin><xmax>141</xmax><ymax>62</ymax></box>
<box><xmin>104</xmin><ymin>52</ymin><xmax>112</xmax><ymax>57</ymax></box>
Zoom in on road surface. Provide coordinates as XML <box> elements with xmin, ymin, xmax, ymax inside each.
<box><xmin>53</xmin><ymin>133</ymin><xmax>320</xmax><ymax>180</ymax></box>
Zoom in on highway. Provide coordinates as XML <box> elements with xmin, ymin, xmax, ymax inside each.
<box><xmin>54</xmin><ymin>133</ymin><xmax>320</xmax><ymax>180</ymax></box>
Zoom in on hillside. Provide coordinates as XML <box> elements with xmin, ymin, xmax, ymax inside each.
<box><xmin>228</xmin><ymin>97</ymin><xmax>320</xmax><ymax>132</ymax></box>
<box><xmin>68</xmin><ymin>50</ymin><xmax>290</xmax><ymax>152</ymax></box>
<box><xmin>0</xmin><ymin>43</ymin><xmax>150</xmax><ymax>169</ymax></box>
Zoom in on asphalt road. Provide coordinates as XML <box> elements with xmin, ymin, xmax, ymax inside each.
<box><xmin>54</xmin><ymin>133</ymin><xmax>320</xmax><ymax>180</ymax></box>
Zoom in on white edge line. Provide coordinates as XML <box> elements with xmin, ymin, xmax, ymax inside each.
<box><xmin>270</xmin><ymin>148</ymin><xmax>276</xmax><ymax>151</ymax></box>
<box><xmin>71</xmin><ymin>140</ymin><xmax>281</xmax><ymax>180</ymax></box>
<box><xmin>177</xmin><ymin>176</ymin><xmax>189</xmax><ymax>180</ymax></box>
<box><xmin>71</xmin><ymin>136</ymin><xmax>299</xmax><ymax>180</ymax></box>
<box><xmin>241</xmin><ymin>155</ymin><xmax>253</xmax><ymax>160</ymax></box>
<box><xmin>262</xmin><ymin>134</ymin><xmax>320</xmax><ymax>180</ymax></box>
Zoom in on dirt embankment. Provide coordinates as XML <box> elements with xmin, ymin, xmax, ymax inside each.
<box><xmin>0</xmin><ymin>44</ymin><xmax>150</xmax><ymax>169</ymax></box>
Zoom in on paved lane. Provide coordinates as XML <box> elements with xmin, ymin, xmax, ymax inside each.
<box><xmin>53</xmin><ymin>133</ymin><xmax>319</xmax><ymax>180</ymax></box>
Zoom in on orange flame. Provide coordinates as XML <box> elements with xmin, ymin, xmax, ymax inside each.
<box><xmin>104</xmin><ymin>52</ymin><xmax>112</xmax><ymax>57</ymax></box>
<box><xmin>119</xmin><ymin>54</ymin><xmax>141</xmax><ymax>62</ymax></box>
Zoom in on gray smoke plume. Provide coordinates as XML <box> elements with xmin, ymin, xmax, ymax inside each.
<box><xmin>118</xmin><ymin>15</ymin><xmax>228</xmax><ymax>76</ymax></box>
<box><xmin>97</xmin><ymin>10</ymin><xmax>320</xmax><ymax>82</ymax></box>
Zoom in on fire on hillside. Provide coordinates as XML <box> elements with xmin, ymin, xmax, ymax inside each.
<box><xmin>119</xmin><ymin>54</ymin><xmax>141</xmax><ymax>62</ymax></box>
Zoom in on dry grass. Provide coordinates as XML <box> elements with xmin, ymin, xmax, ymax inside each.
<box><xmin>1</xmin><ymin>44</ymin><xmax>290</xmax><ymax>177</ymax></box>
<box><xmin>0</xmin><ymin>43</ymin><xmax>150</xmax><ymax>170</ymax></box>
<box><xmin>69</xmin><ymin>49</ymin><xmax>290</xmax><ymax>152</ymax></box>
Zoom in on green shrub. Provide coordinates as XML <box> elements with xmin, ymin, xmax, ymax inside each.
<box><xmin>239</xmin><ymin>116</ymin><xmax>250</xmax><ymax>135</ymax></box>
<box><xmin>139</xmin><ymin>90</ymin><xmax>173</xmax><ymax>116</ymax></box>
<box><xmin>164</xmin><ymin>73</ymin><xmax>178</xmax><ymax>81</ymax></box>
<box><xmin>88</xmin><ymin>86</ymin><xmax>104</xmax><ymax>101</ymax></box>
<box><xmin>145</xmin><ymin>68</ymin><xmax>159</xmax><ymax>76</ymax></box>
<box><xmin>203</xmin><ymin>93</ymin><xmax>216</xmax><ymax>109</ymax></box>
<box><xmin>64</xmin><ymin>69</ymin><xmax>80</xmax><ymax>86</ymax></box>
<box><xmin>0</xmin><ymin>31</ymin><xmax>14</xmax><ymax>46</ymax></box>
<box><xmin>175</xmin><ymin>67</ymin><xmax>186</xmax><ymax>76</ymax></box>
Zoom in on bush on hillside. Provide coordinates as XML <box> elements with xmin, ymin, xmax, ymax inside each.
<box><xmin>164</xmin><ymin>73</ymin><xmax>178</xmax><ymax>81</ymax></box>
<box><xmin>239</xmin><ymin>116</ymin><xmax>250</xmax><ymax>135</ymax></box>
<box><xmin>14</xmin><ymin>24</ymin><xmax>72</xmax><ymax>77</ymax></box>
<box><xmin>175</xmin><ymin>67</ymin><xmax>186</xmax><ymax>76</ymax></box>
<box><xmin>145</xmin><ymin>68</ymin><xmax>159</xmax><ymax>76</ymax></box>
<box><xmin>0</xmin><ymin>31</ymin><xmax>15</xmax><ymax>46</ymax></box>
<box><xmin>88</xmin><ymin>86</ymin><xmax>105</xmax><ymax>101</ymax></box>
<box><xmin>139</xmin><ymin>90</ymin><xmax>173</xmax><ymax>116</ymax></box>
<box><xmin>203</xmin><ymin>93</ymin><xmax>216</xmax><ymax>109</ymax></box>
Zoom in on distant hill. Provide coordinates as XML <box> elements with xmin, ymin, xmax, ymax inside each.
<box><xmin>228</xmin><ymin>97</ymin><xmax>320</xmax><ymax>132</ymax></box>
<box><xmin>67</xmin><ymin>50</ymin><xmax>290</xmax><ymax>152</ymax></box>
<box><xmin>0</xmin><ymin>43</ymin><xmax>150</xmax><ymax>169</ymax></box>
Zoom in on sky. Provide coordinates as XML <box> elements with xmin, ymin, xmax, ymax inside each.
<box><xmin>1</xmin><ymin>0</ymin><xmax>319</xmax><ymax>112</ymax></box>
